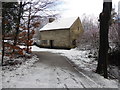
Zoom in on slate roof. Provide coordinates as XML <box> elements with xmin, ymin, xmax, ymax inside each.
<box><xmin>40</xmin><ymin>17</ymin><xmax>79</xmax><ymax>31</ymax></box>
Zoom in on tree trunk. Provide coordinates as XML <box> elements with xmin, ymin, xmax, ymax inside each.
<box><xmin>13</xmin><ymin>2</ymin><xmax>22</xmax><ymax>52</ymax></box>
<box><xmin>2</xmin><ymin>2</ymin><xmax>5</xmax><ymax>66</ymax></box>
<box><xmin>27</xmin><ymin>3</ymin><xmax>31</xmax><ymax>53</ymax></box>
<box><xmin>0</xmin><ymin>2</ymin><xmax>2</xmax><ymax>49</ymax></box>
<box><xmin>0</xmin><ymin>2</ymin><xmax>3</xmax><ymax>66</ymax></box>
<box><xmin>96</xmin><ymin>1</ymin><xmax>112</xmax><ymax>78</ymax></box>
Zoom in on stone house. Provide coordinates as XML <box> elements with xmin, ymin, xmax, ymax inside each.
<box><xmin>39</xmin><ymin>17</ymin><xmax>84</xmax><ymax>49</ymax></box>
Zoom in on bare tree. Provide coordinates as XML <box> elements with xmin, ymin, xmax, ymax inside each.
<box><xmin>20</xmin><ymin>0</ymin><xmax>59</xmax><ymax>53</ymax></box>
<box><xmin>109</xmin><ymin>23</ymin><xmax>120</xmax><ymax>49</ymax></box>
<box><xmin>13</xmin><ymin>2</ymin><xmax>22</xmax><ymax>53</ymax></box>
<box><xmin>1</xmin><ymin>0</ymin><xmax>59</xmax><ymax>65</ymax></box>
<box><xmin>77</xmin><ymin>15</ymin><xmax>99</xmax><ymax>53</ymax></box>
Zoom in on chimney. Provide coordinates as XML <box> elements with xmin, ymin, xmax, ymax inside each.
<box><xmin>49</xmin><ymin>18</ymin><xmax>55</xmax><ymax>23</ymax></box>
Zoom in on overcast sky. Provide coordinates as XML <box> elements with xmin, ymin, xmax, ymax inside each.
<box><xmin>58</xmin><ymin>0</ymin><xmax>120</xmax><ymax>19</ymax></box>
<box><xmin>2</xmin><ymin>0</ymin><xmax>119</xmax><ymax>19</ymax></box>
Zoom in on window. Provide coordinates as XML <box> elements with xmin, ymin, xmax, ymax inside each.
<box><xmin>42</xmin><ymin>40</ymin><xmax>47</xmax><ymax>44</ymax></box>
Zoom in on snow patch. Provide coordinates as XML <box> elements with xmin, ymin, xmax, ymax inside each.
<box><xmin>2</xmin><ymin>46</ymin><xmax>119</xmax><ymax>88</ymax></box>
<box><xmin>32</xmin><ymin>46</ymin><xmax>96</xmax><ymax>71</ymax></box>
<box><xmin>2</xmin><ymin>55</ymin><xmax>39</xmax><ymax>88</ymax></box>
<box><xmin>31</xmin><ymin>46</ymin><xmax>118</xmax><ymax>88</ymax></box>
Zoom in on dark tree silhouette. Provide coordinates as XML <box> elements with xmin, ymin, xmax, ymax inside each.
<box><xmin>96</xmin><ymin>1</ymin><xmax>112</xmax><ymax>78</ymax></box>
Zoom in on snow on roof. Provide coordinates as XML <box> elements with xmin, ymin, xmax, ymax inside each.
<box><xmin>40</xmin><ymin>17</ymin><xmax>79</xmax><ymax>31</ymax></box>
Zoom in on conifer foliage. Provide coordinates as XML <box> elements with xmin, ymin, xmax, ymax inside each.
<box><xmin>2</xmin><ymin>0</ymin><xmax>58</xmax><ymax>65</ymax></box>
<box><xmin>2</xmin><ymin>2</ymin><xmax>40</xmax><ymax>65</ymax></box>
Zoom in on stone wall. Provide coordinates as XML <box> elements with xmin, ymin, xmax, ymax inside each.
<box><xmin>70</xmin><ymin>17</ymin><xmax>84</xmax><ymax>48</ymax></box>
<box><xmin>40</xmin><ymin>29</ymin><xmax>70</xmax><ymax>48</ymax></box>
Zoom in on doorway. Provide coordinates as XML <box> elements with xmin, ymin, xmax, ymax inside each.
<box><xmin>50</xmin><ymin>40</ymin><xmax>54</xmax><ymax>48</ymax></box>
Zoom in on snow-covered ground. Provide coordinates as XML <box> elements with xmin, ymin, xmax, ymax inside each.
<box><xmin>2</xmin><ymin>46</ymin><xmax>119</xmax><ymax>88</ymax></box>
<box><xmin>31</xmin><ymin>46</ymin><xmax>97</xmax><ymax>71</ymax></box>
<box><xmin>31</xmin><ymin>46</ymin><xmax>119</xmax><ymax>87</ymax></box>
<box><xmin>2</xmin><ymin>55</ymin><xmax>39</xmax><ymax>88</ymax></box>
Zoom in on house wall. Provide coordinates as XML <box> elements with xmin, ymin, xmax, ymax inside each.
<box><xmin>70</xmin><ymin>17</ymin><xmax>84</xmax><ymax>48</ymax></box>
<box><xmin>39</xmin><ymin>17</ymin><xmax>84</xmax><ymax>49</ymax></box>
<box><xmin>40</xmin><ymin>29</ymin><xmax>70</xmax><ymax>48</ymax></box>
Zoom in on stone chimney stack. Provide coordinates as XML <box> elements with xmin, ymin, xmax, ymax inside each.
<box><xmin>49</xmin><ymin>18</ymin><xmax>55</xmax><ymax>23</ymax></box>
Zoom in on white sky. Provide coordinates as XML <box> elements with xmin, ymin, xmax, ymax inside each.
<box><xmin>58</xmin><ymin>0</ymin><xmax>120</xmax><ymax>19</ymax></box>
